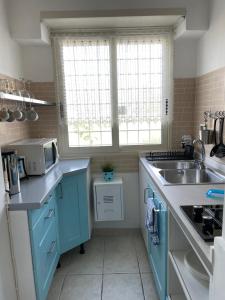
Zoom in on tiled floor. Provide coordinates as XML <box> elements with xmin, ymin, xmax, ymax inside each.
<box><xmin>47</xmin><ymin>231</ymin><xmax>159</xmax><ymax>300</ymax></box>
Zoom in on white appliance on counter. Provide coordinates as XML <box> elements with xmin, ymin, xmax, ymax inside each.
<box><xmin>8</xmin><ymin>138</ymin><xmax>59</xmax><ymax>175</ymax></box>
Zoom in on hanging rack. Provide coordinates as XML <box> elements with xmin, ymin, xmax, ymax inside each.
<box><xmin>204</xmin><ymin>110</ymin><xmax>225</xmax><ymax>119</ymax></box>
<box><xmin>0</xmin><ymin>92</ymin><xmax>55</xmax><ymax>106</ymax></box>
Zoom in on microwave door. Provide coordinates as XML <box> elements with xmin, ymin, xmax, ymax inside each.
<box><xmin>44</xmin><ymin>142</ymin><xmax>58</xmax><ymax>171</ymax></box>
<box><xmin>52</xmin><ymin>142</ymin><xmax>58</xmax><ymax>163</ymax></box>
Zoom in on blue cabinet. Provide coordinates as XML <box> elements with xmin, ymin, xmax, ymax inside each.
<box><xmin>28</xmin><ymin>191</ymin><xmax>60</xmax><ymax>300</ymax></box>
<box><xmin>27</xmin><ymin>169</ymin><xmax>90</xmax><ymax>300</ymax></box>
<box><xmin>146</xmin><ymin>184</ymin><xmax>168</xmax><ymax>300</ymax></box>
<box><xmin>57</xmin><ymin>170</ymin><xmax>89</xmax><ymax>254</ymax></box>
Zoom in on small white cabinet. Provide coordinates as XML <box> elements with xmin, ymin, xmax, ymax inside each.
<box><xmin>93</xmin><ymin>178</ymin><xmax>123</xmax><ymax>221</ymax></box>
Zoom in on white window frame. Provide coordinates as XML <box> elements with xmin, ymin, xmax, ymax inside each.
<box><xmin>53</xmin><ymin>29</ymin><xmax>173</xmax><ymax>158</ymax></box>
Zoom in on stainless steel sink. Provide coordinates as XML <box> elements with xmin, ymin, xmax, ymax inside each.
<box><xmin>158</xmin><ymin>168</ymin><xmax>225</xmax><ymax>185</ymax></box>
<box><xmin>150</xmin><ymin>160</ymin><xmax>196</xmax><ymax>170</ymax></box>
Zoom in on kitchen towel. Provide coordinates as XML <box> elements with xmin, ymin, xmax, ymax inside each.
<box><xmin>145</xmin><ymin>197</ymin><xmax>160</xmax><ymax>245</ymax></box>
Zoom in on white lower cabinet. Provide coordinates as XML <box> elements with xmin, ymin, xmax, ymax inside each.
<box><xmin>168</xmin><ymin>211</ymin><xmax>210</xmax><ymax>300</ymax></box>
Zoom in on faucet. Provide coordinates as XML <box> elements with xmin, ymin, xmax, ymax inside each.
<box><xmin>193</xmin><ymin>139</ymin><xmax>206</xmax><ymax>169</ymax></box>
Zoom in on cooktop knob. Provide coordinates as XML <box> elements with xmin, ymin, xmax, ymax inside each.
<box><xmin>202</xmin><ymin>215</ymin><xmax>214</xmax><ymax>235</ymax></box>
<box><xmin>193</xmin><ymin>205</ymin><xmax>203</xmax><ymax>223</ymax></box>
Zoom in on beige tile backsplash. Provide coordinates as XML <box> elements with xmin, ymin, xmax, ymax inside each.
<box><xmin>173</xmin><ymin>78</ymin><xmax>196</xmax><ymax>148</ymax></box>
<box><xmin>1</xmin><ymin>67</ymin><xmax>225</xmax><ymax>171</ymax></box>
<box><xmin>194</xmin><ymin>67</ymin><xmax>225</xmax><ymax>137</ymax></box>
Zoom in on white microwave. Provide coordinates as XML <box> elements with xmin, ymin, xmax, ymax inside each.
<box><xmin>8</xmin><ymin>138</ymin><xmax>59</xmax><ymax>175</ymax></box>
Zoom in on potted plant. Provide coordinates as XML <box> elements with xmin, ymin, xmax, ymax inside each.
<box><xmin>102</xmin><ymin>163</ymin><xmax>114</xmax><ymax>181</ymax></box>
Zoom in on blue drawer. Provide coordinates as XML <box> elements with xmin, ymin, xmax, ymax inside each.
<box><xmin>29</xmin><ymin>191</ymin><xmax>56</xmax><ymax>228</ymax></box>
<box><xmin>33</xmin><ymin>219</ymin><xmax>59</xmax><ymax>300</ymax></box>
<box><xmin>32</xmin><ymin>199</ymin><xmax>56</xmax><ymax>248</ymax></box>
<box><xmin>28</xmin><ymin>190</ymin><xmax>59</xmax><ymax>300</ymax></box>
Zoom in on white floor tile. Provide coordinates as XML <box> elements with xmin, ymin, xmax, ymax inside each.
<box><xmin>104</xmin><ymin>236</ymin><xmax>139</xmax><ymax>274</ymax></box>
<box><xmin>47</xmin><ymin>273</ymin><xmax>65</xmax><ymax>300</ymax></box>
<box><xmin>141</xmin><ymin>272</ymin><xmax>159</xmax><ymax>300</ymax></box>
<box><xmin>102</xmin><ymin>273</ymin><xmax>144</xmax><ymax>300</ymax></box>
<box><xmin>134</xmin><ymin>235</ymin><xmax>152</xmax><ymax>273</ymax></box>
<box><xmin>48</xmin><ymin>232</ymin><xmax>159</xmax><ymax>300</ymax></box>
<box><xmin>60</xmin><ymin>275</ymin><xmax>102</xmax><ymax>300</ymax></box>
<box><xmin>57</xmin><ymin>237</ymin><xmax>104</xmax><ymax>275</ymax></box>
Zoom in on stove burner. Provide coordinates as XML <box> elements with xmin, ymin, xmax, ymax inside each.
<box><xmin>181</xmin><ymin>205</ymin><xmax>223</xmax><ymax>242</ymax></box>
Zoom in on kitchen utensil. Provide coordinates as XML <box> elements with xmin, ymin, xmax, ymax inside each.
<box><xmin>17</xmin><ymin>98</ymin><xmax>27</xmax><ymax>121</ymax></box>
<box><xmin>7</xmin><ymin>109</ymin><xmax>16</xmax><ymax>122</ymax></box>
<box><xmin>0</xmin><ymin>107</ymin><xmax>9</xmax><ymax>121</ymax></box>
<box><xmin>210</xmin><ymin>118</ymin><xmax>219</xmax><ymax>157</ymax></box>
<box><xmin>26</xmin><ymin>107</ymin><xmax>39</xmax><ymax>121</ymax></box>
<box><xmin>13</xmin><ymin>101</ymin><xmax>23</xmax><ymax>120</ymax></box>
<box><xmin>13</xmin><ymin>108</ymin><xmax>23</xmax><ymax>120</ymax></box>
<box><xmin>199</xmin><ymin>125</ymin><xmax>212</xmax><ymax>144</ymax></box>
<box><xmin>2</xmin><ymin>152</ymin><xmax>21</xmax><ymax>195</ymax></box>
<box><xmin>215</xmin><ymin>117</ymin><xmax>225</xmax><ymax>158</ymax></box>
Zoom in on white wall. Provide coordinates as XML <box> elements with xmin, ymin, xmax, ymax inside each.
<box><xmin>93</xmin><ymin>173</ymin><xmax>140</xmax><ymax>228</ymax></box>
<box><xmin>22</xmin><ymin>45</ymin><xmax>54</xmax><ymax>81</ymax></box>
<box><xmin>174</xmin><ymin>37</ymin><xmax>198</xmax><ymax>78</ymax></box>
<box><xmin>197</xmin><ymin>0</ymin><xmax>225</xmax><ymax>76</ymax></box>
<box><xmin>0</xmin><ymin>0</ymin><xmax>23</xmax><ymax>78</ymax></box>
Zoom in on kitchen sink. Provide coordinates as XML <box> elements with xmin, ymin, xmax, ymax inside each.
<box><xmin>158</xmin><ymin>168</ymin><xmax>225</xmax><ymax>185</ymax></box>
<box><xmin>150</xmin><ymin>160</ymin><xmax>196</xmax><ymax>170</ymax></box>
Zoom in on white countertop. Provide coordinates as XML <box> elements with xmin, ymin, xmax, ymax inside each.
<box><xmin>140</xmin><ymin>157</ymin><xmax>225</xmax><ymax>273</ymax></box>
<box><xmin>8</xmin><ymin>159</ymin><xmax>90</xmax><ymax>211</ymax></box>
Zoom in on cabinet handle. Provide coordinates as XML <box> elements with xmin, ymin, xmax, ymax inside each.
<box><xmin>59</xmin><ymin>183</ymin><xmax>63</xmax><ymax>199</ymax></box>
<box><xmin>47</xmin><ymin>240</ymin><xmax>56</xmax><ymax>254</ymax></box>
<box><xmin>45</xmin><ymin>209</ymin><xmax>55</xmax><ymax>219</ymax></box>
<box><xmin>144</xmin><ymin>188</ymin><xmax>153</xmax><ymax>204</ymax></box>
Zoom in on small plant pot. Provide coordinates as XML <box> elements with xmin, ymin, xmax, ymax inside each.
<box><xmin>103</xmin><ymin>171</ymin><xmax>114</xmax><ymax>181</ymax></box>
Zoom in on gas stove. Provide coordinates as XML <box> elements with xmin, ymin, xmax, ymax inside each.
<box><xmin>181</xmin><ymin>205</ymin><xmax>223</xmax><ymax>242</ymax></box>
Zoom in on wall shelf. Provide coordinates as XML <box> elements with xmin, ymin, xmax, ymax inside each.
<box><xmin>0</xmin><ymin>92</ymin><xmax>55</xmax><ymax>106</ymax></box>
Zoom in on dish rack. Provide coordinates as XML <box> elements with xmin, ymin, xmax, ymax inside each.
<box><xmin>146</xmin><ymin>150</ymin><xmax>194</xmax><ymax>161</ymax></box>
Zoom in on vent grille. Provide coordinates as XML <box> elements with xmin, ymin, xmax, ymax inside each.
<box><xmin>103</xmin><ymin>195</ymin><xmax>114</xmax><ymax>203</ymax></box>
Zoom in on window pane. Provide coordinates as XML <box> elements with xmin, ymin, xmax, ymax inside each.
<box><xmin>117</xmin><ymin>39</ymin><xmax>163</xmax><ymax>145</ymax></box>
<box><xmin>62</xmin><ymin>40</ymin><xmax>112</xmax><ymax>147</ymax></box>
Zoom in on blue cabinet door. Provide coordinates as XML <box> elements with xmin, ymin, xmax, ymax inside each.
<box><xmin>147</xmin><ymin>193</ymin><xmax>168</xmax><ymax>300</ymax></box>
<box><xmin>57</xmin><ymin>171</ymin><xmax>89</xmax><ymax>254</ymax></box>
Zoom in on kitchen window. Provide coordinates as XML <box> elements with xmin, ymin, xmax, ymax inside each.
<box><xmin>53</xmin><ymin>30</ymin><xmax>172</xmax><ymax>154</ymax></box>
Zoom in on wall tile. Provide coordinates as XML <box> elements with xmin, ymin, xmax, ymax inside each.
<box><xmin>194</xmin><ymin>66</ymin><xmax>225</xmax><ymax>138</ymax></box>
<box><xmin>172</xmin><ymin>78</ymin><xmax>196</xmax><ymax>148</ymax></box>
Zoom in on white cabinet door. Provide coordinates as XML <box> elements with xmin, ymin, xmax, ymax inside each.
<box><xmin>95</xmin><ymin>184</ymin><xmax>123</xmax><ymax>221</ymax></box>
<box><xmin>139</xmin><ymin>161</ymin><xmax>150</xmax><ymax>249</ymax></box>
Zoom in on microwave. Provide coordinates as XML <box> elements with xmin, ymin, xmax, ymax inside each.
<box><xmin>8</xmin><ymin>138</ymin><xmax>59</xmax><ymax>175</ymax></box>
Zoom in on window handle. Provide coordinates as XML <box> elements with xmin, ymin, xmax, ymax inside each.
<box><xmin>165</xmin><ymin>99</ymin><xmax>169</xmax><ymax>116</ymax></box>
